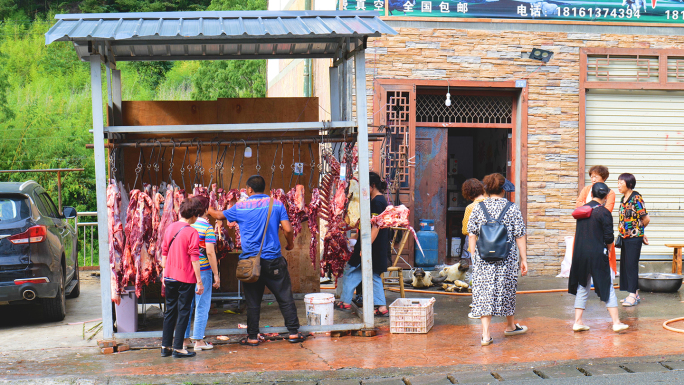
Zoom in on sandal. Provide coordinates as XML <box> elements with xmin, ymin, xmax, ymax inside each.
<box><xmin>481</xmin><ymin>337</ymin><xmax>493</xmax><ymax>346</ymax></box>
<box><xmin>288</xmin><ymin>332</ymin><xmax>309</xmax><ymax>343</ymax></box>
<box><xmin>622</xmin><ymin>296</ymin><xmax>638</xmax><ymax>307</ymax></box>
<box><xmin>334</xmin><ymin>301</ymin><xmax>352</xmax><ymax>311</ymax></box>
<box><xmin>239</xmin><ymin>337</ymin><xmax>260</xmax><ymax>347</ymax></box>
<box><xmin>374</xmin><ymin>308</ymin><xmax>389</xmax><ymax>317</ymax></box>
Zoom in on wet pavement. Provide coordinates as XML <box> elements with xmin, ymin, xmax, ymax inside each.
<box><xmin>2</xmin><ymin>269</ymin><xmax>684</xmax><ymax>384</ymax></box>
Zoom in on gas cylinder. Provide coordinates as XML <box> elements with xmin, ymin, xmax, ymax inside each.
<box><xmin>415</xmin><ymin>219</ymin><xmax>439</xmax><ymax>267</ymax></box>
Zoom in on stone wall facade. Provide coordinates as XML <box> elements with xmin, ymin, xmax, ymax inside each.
<box><xmin>364</xmin><ymin>26</ymin><xmax>684</xmax><ymax>275</ymax></box>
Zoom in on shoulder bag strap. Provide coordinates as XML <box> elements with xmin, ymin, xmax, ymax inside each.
<box><xmin>257</xmin><ymin>198</ymin><xmax>275</xmax><ymax>255</ymax></box>
<box><xmin>479</xmin><ymin>202</ymin><xmax>493</xmax><ymax>222</ymax></box>
<box><xmin>496</xmin><ymin>201</ymin><xmax>514</xmax><ymax>222</ymax></box>
<box><xmin>168</xmin><ymin>224</ymin><xmax>190</xmax><ymax>249</ymax></box>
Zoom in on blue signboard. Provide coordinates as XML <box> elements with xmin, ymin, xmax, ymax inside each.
<box><xmin>342</xmin><ymin>0</ymin><xmax>684</xmax><ymax>24</ymax></box>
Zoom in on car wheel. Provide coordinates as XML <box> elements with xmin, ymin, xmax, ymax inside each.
<box><xmin>67</xmin><ymin>259</ymin><xmax>80</xmax><ymax>299</ymax></box>
<box><xmin>43</xmin><ymin>265</ymin><xmax>66</xmax><ymax>322</ymax></box>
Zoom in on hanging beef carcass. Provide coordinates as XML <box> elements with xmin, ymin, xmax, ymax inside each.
<box><xmin>318</xmin><ymin>153</ymin><xmax>354</xmax><ymax>279</ymax></box>
<box><xmin>285</xmin><ymin>185</ymin><xmax>306</xmax><ymax>237</ymax></box>
<box><xmin>121</xmin><ymin>189</ymin><xmax>141</xmax><ymax>289</ymax></box>
<box><xmin>107</xmin><ymin>181</ymin><xmax>125</xmax><ymax>305</ymax></box>
<box><xmin>122</xmin><ymin>187</ymin><xmax>154</xmax><ymax>297</ymax></box>
<box><xmin>157</xmin><ymin>187</ymin><xmax>176</xmax><ymax>262</ymax></box>
<box><xmin>173</xmin><ymin>187</ymin><xmax>184</xmax><ymax>216</ymax></box>
<box><xmin>135</xmin><ymin>188</ymin><xmax>155</xmax><ymax>297</ymax></box>
<box><xmin>307</xmin><ymin>188</ymin><xmax>321</xmax><ymax>266</ymax></box>
<box><xmin>147</xmin><ymin>190</ymin><xmax>164</xmax><ymax>278</ymax></box>
<box><xmin>117</xmin><ymin>181</ymin><xmax>129</xmax><ymax>228</ymax></box>
<box><xmin>223</xmin><ymin>189</ymin><xmax>241</xmax><ymax>250</ymax></box>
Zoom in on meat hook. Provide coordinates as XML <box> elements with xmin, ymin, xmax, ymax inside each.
<box><xmin>133</xmin><ymin>142</ymin><xmax>144</xmax><ymax>190</ymax></box>
<box><xmin>255</xmin><ymin>139</ymin><xmax>261</xmax><ymax>175</ymax></box>
<box><xmin>168</xmin><ymin>139</ymin><xmax>176</xmax><ymax>186</ymax></box>
<box><xmin>279</xmin><ymin>140</ymin><xmax>285</xmax><ymax>188</ymax></box>
<box><xmin>269</xmin><ymin>140</ymin><xmax>278</xmax><ymax>191</ymax></box>
<box><xmin>237</xmin><ymin>139</ymin><xmax>246</xmax><ymax>189</ymax></box>
<box><xmin>228</xmin><ymin>140</ymin><xmax>237</xmax><ymax>190</ymax></box>
<box><xmin>308</xmin><ymin>142</ymin><xmax>316</xmax><ymax>190</ymax></box>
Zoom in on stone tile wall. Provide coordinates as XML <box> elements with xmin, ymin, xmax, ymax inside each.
<box><xmin>365</xmin><ymin>27</ymin><xmax>684</xmax><ymax>275</ymax></box>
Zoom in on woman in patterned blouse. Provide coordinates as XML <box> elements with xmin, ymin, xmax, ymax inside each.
<box><xmin>617</xmin><ymin>173</ymin><xmax>650</xmax><ymax>307</ymax></box>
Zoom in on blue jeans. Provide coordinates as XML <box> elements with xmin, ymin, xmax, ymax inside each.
<box><xmin>574</xmin><ymin>274</ymin><xmax>618</xmax><ymax>309</ymax></box>
<box><xmin>340</xmin><ymin>264</ymin><xmax>386</xmax><ymax>306</ymax></box>
<box><xmin>185</xmin><ymin>269</ymin><xmax>213</xmax><ymax>340</ymax></box>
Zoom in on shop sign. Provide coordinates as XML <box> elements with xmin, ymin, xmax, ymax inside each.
<box><xmin>343</xmin><ymin>0</ymin><xmax>684</xmax><ymax>24</ymax></box>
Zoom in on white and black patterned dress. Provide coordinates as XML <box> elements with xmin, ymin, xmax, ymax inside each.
<box><xmin>467</xmin><ymin>198</ymin><xmax>526</xmax><ymax>317</ymax></box>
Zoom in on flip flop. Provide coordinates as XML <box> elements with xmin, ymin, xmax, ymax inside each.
<box><xmin>239</xmin><ymin>337</ymin><xmax>260</xmax><ymax>347</ymax></box>
<box><xmin>288</xmin><ymin>332</ymin><xmax>309</xmax><ymax>343</ymax></box>
<box><xmin>504</xmin><ymin>324</ymin><xmax>528</xmax><ymax>336</ymax></box>
<box><xmin>334</xmin><ymin>301</ymin><xmax>352</xmax><ymax>311</ymax></box>
<box><xmin>481</xmin><ymin>337</ymin><xmax>493</xmax><ymax>346</ymax></box>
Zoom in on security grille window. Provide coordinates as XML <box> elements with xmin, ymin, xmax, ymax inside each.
<box><xmin>383</xmin><ymin>91</ymin><xmax>411</xmax><ymax>188</ymax></box>
<box><xmin>415</xmin><ymin>94</ymin><xmax>512</xmax><ymax>124</ymax></box>
<box><xmin>587</xmin><ymin>55</ymin><xmax>659</xmax><ymax>82</ymax></box>
<box><xmin>667</xmin><ymin>57</ymin><xmax>684</xmax><ymax>82</ymax></box>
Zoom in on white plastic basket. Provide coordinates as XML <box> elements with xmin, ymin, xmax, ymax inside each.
<box><xmin>389</xmin><ymin>297</ymin><xmax>436</xmax><ymax>334</ymax></box>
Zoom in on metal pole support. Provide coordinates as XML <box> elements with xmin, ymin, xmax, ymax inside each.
<box><xmin>90</xmin><ymin>55</ymin><xmax>114</xmax><ymax>339</ymax></box>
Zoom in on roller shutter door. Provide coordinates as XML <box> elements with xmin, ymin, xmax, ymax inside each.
<box><xmin>585</xmin><ymin>90</ymin><xmax>684</xmax><ymax>259</ymax></box>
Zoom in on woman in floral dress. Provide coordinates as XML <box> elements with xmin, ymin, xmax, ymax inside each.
<box><xmin>467</xmin><ymin>173</ymin><xmax>528</xmax><ymax>346</ymax></box>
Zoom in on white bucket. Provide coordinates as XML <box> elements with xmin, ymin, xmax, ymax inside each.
<box><xmin>304</xmin><ymin>293</ymin><xmax>335</xmax><ymax>326</ymax></box>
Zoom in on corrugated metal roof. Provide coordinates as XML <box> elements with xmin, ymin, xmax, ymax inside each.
<box><xmin>45</xmin><ymin>11</ymin><xmax>396</xmax><ymax>62</ymax></box>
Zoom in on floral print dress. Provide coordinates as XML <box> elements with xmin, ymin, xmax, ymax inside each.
<box><xmin>467</xmin><ymin>198</ymin><xmax>526</xmax><ymax>317</ymax></box>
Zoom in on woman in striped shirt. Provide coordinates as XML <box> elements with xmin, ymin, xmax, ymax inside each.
<box><xmin>184</xmin><ymin>196</ymin><xmax>220</xmax><ymax>351</ymax></box>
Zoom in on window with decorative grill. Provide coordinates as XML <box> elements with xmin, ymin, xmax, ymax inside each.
<box><xmin>415</xmin><ymin>94</ymin><xmax>512</xmax><ymax>124</ymax></box>
<box><xmin>587</xmin><ymin>55</ymin><xmax>659</xmax><ymax>82</ymax></box>
<box><xmin>382</xmin><ymin>91</ymin><xmax>411</xmax><ymax>189</ymax></box>
<box><xmin>668</xmin><ymin>57</ymin><xmax>684</xmax><ymax>83</ymax></box>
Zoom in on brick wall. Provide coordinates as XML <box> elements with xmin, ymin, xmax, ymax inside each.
<box><xmin>365</xmin><ymin>27</ymin><xmax>684</xmax><ymax>275</ymax></box>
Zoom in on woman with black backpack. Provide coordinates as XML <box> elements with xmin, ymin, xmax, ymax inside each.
<box><xmin>467</xmin><ymin>173</ymin><xmax>527</xmax><ymax>346</ymax></box>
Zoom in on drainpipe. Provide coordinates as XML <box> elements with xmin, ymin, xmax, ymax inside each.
<box><xmin>303</xmin><ymin>0</ymin><xmax>312</xmax><ymax>98</ymax></box>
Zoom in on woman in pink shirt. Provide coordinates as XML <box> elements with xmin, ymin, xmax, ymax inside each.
<box><xmin>160</xmin><ymin>197</ymin><xmax>204</xmax><ymax>358</ymax></box>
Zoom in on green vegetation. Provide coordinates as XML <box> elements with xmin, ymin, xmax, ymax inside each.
<box><xmin>0</xmin><ymin>0</ymin><xmax>267</xmax><ymax>266</ymax></box>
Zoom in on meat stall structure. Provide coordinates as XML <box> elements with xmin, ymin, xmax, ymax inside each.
<box><xmin>45</xmin><ymin>10</ymin><xmax>397</xmax><ymax>339</ymax></box>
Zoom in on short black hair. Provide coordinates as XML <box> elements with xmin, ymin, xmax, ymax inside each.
<box><xmin>179</xmin><ymin>197</ymin><xmax>204</xmax><ymax>219</ymax></box>
<box><xmin>246</xmin><ymin>175</ymin><xmax>265</xmax><ymax>193</ymax></box>
<box><xmin>591</xmin><ymin>182</ymin><xmax>610</xmax><ymax>199</ymax></box>
<box><xmin>618</xmin><ymin>173</ymin><xmax>636</xmax><ymax>190</ymax></box>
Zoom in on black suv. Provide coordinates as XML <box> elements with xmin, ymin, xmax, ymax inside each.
<box><xmin>0</xmin><ymin>180</ymin><xmax>79</xmax><ymax>321</ymax></box>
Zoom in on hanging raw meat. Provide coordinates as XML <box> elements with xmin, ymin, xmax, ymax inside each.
<box><xmin>121</xmin><ymin>189</ymin><xmax>141</xmax><ymax>289</ymax></box>
<box><xmin>345</xmin><ymin>178</ymin><xmax>360</xmax><ymax>228</ymax></box>
<box><xmin>107</xmin><ymin>181</ymin><xmax>124</xmax><ymax>305</ymax></box>
<box><xmin>209</xmin><ymin>184</ymin><xmax>218</xmax><ymax>209</ymax></box>
<box><xmin>307</xmin><ymin>188</ymin><xmax>321</xmax><ymax>266</ymax></box>
<box><xmin>147</xmin><ymin>190</ymin><xmax>164</xmax><ymax>277</ymax></box>
<box><xmin>157</xmin><ymin>187</ymin><xmax>176</xmax><ymax>261</ymax></box>
<box><xmin>173</xmin><ymin>187</ymin><xmax>184</xmax><ymax>216</ymax></box>
<box><xmin>285</xmin><ymin>185</ymin><xmax>306</xmax><ymax>237</ymax></box>
<box><xmin>117</xmin><ymin>181</ymin><xmax>129</xmax><ymax>228</ymax></box>
<box><xmin>134</xmin><ymin>189</ymin><xmax>155</xmax><ymax>297</ymax></box>
<box><xmin>318</xmin><ymin>153</ymin><xmax>353</xmax><ymax>279</ymax></box>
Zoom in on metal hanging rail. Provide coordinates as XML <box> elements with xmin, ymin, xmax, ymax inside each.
<box><xmin>102</xmin><ymin>121</ymin><xmax>358</xmax><ymax>134</ymax></box>
<box><xmin>96</xmin><ymin>134</ymin><xmax>382</xmax><ymax>148</ymax></box>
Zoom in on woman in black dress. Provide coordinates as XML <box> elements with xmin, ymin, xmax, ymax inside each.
<box><xmin>569</xmin><ymin>182</ymin><xmax>628</xmax><ymax>332</ymax></box>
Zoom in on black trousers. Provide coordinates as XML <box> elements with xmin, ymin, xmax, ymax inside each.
<box><xmin>243</xmin><ymin>257</ymin><xmax>300</xmax><ymax>339</ymax></box>
<box><xmin>620</xmin><ymin>237</ymin><xmax>643</xmax><ymax>294</ymax></box>
<box><xmin>162</xmin><ymin>279</ymin><xmax>195</xmax><ymax>350</ymax></box>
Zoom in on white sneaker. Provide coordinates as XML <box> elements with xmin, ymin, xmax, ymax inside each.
<box><xmin>468</xmin><ymin>312</ymin><xmax>481</xmax><ymax>319</ymax></box>
<box><xmin>573</xmin><ymin>323</ymin><xmax>590</xmax><ymax>332</ymax></box>
<box><xmin>613</xmin><ymin>323</ymin><xmax>629</xmax><ymax>332</ymax></box>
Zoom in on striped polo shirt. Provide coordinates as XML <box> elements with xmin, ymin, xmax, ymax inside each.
<box><xmin>191</xmin><ymin>217</ymin><xmax>216</xmax><ymax>271</ymax></box>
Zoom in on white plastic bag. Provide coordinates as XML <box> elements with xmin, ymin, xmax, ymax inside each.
<box><xmin>557</xmin><ymin>236</ymin><xmax>574</xmax><ymax>278</ymax></box>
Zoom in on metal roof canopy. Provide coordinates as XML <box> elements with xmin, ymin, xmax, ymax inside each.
<box><xmin>46</xmin><ymin>10</ymin><xmax>396</xmax><ymax>62</ymax></box>
<box><xmin>45</xmin><ymin>10</ymin><xmax>396</xmax><ymax>340</ymax></box>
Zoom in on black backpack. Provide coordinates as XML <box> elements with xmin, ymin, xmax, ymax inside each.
<box><xmin>476</xmin><ymin>201</ymin><xmax>513</xmax><ymax>262</ymax></box>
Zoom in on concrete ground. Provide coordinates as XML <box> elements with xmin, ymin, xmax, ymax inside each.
<box><xmin>2</xmin><ymin>263</ymin><xmax>684</xmax><ymax>384</ymax></box>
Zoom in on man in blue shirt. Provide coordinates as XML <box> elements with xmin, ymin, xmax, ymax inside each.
<box><xmin>208</xmin><ymin>175</ymin><xmax>303</xmax><ymax>346</ymax></box>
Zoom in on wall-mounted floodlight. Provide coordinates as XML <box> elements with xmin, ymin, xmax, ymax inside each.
<box><xmin>529</xmin><ymin>48</ymin><xmax>553</xmax><ymax>63</ymax></box>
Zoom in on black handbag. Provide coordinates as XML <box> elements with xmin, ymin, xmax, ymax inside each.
<box><xmin>476</xmin><ymin>201</ymin><xmax>513</xmax><ymax>262</ymax></box>
<box><xmin>615</xmin><ymin>235</ymin><xmax>623</xmax><ymax>248</ymax></box>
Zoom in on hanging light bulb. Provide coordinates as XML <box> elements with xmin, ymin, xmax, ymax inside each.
<box><xmin>445</xmin><ymin>81</ymin><xmax>451</xmax><ymax>107</ymax></box>
<box><xmin>244</xmin><ymin>146</ymin><xmax>253</xmax><ymax>158</ymax></box>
